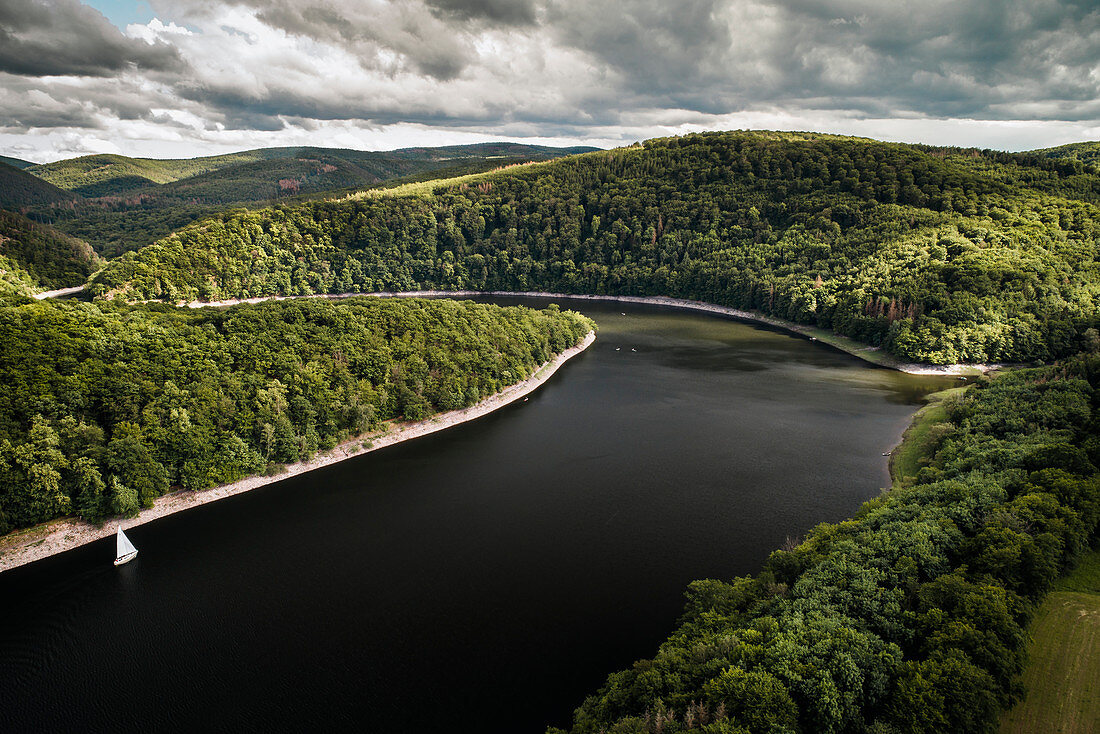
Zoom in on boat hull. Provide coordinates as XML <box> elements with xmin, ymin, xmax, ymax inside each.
<box><xmin>113</xmin><ymin>551</ymin><xmax>138</xmax><ymax>566</ymax></box>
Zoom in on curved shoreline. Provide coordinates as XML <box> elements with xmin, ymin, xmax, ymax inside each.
<box><xmin>0</xmin><ymin>330</ymin><xmax>595</xmax><ymax>574</ymax></box>
<box><xmin>182</xmin><ymin>290</ymin><xmax>1004</xmax><ymax>375</ymax></box>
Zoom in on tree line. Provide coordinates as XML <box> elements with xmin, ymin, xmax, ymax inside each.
<box><xmin>0</xmin><ymin>296</ymin><xmax>593</xmax><ymax>532</ymax></box>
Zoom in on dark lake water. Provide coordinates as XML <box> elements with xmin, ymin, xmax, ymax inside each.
<box><xmin>0</xmin><ymin>298</ymin><xmax>956</xmax><ymax>733</ymax></box>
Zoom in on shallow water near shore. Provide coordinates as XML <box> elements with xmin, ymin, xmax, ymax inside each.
<box><xmin>0</xmin><ymin>297</ymin><xmax>955</xmax><ymax>733</ymax></box>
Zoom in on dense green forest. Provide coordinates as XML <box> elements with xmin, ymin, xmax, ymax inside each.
<box><xmin>36</xmin><ymin>203</ymin><xmax>223</xmax><ymax>260</ymax></box>
<box><xmin>4</xmin><ymin>132</ymin><xmax>1100</xmax><ymax>732</ymax></box>
<box><xmin>22</xmin><ymin>144</ymin><xmax>593</xmax><ymax>257</ymax></box>
<box><xmin>29</xmin><ymin>155</ymin><xmax>583</xmax><ymax>258</ymax></box>
<box><xmin>1032</xmin><ymin>142</ymin><xmax>1100</xmax><ymax>167</ymax></box>
<box><xmin>0</xmin><ymin>161</ymin><xmax>76</xmax><ymax>210</ymax></box>
<box><xmin>0</xmin><ymin>210</ymin><xmax>99</xmax><ymax>294</ymax></box>
<box><xmin>88</xmin><ymin>131</ymin><xmax>1100</xmax><ymax>364</ymax></box>
<box><xmin>553</xmin><ymin>356</ymin><xmax>1100</xmax><ymax>734</ymax></box>
<box><xmin>0</xmin><ymin>296</ymin><xmax>593</xmax><ymax>532</ymax></box>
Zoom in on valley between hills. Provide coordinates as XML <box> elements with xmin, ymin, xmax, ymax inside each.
<box><xmin>1</xmin><ymin>131</ymin><xmax>1099</xmax><ymax>733</ymax></box>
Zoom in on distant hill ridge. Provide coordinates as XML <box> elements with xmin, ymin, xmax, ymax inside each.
<box><xmin>27</xmin><ymin>143</ymin><xmax>600</xmax><ymax>199</ymax></box>
<box><xmin>0</xmin><ymin>160</ymin><xmax>78</xmax><ymax>210</ymax></box>
<box><xmin>20</xmin><ymin>143</ymin><xmax>598</xmax><ymax>257</ymax></box>
<box><xmin>1028</xmin><ymin>141</ymin><xmax>1100</xmax><ymax>166</ymax></box>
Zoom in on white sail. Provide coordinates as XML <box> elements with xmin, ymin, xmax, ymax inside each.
<box><xmin>116</xmin><ymin>526</ymin><xmax>137</xmax><ymax>558</ymax></box>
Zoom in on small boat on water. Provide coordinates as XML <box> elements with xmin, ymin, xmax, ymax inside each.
<box><xmin>114</xmin><ymin>525</ymin><xmax>138</xmax><ymax>566</ymax></box>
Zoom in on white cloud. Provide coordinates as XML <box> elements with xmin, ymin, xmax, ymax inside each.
<box><xmin>126</xmin><ymin>17</ymin><xmax>195</xmax><ymax>42</ymax></box>
<box><xmin>1</xmin><ymin>0</ymin><xmax>1098</xmax><ymax>160</ymax></box>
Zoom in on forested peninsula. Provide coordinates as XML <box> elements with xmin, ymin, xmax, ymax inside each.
<box><xmin>0</xmin><ymin>296</ymin><xmax>593</xmax><ymax>535</ymax></box>
<box><xmin>90</xmin><ymin>131</ymin><xmax>1100</xmax><ymax>365</ymax></box>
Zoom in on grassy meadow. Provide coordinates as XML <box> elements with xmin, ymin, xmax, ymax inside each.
<box><xmin>1000</xmin><ymin>549</ymin><xmax>1100</xmax><ymax>734</ymax></box>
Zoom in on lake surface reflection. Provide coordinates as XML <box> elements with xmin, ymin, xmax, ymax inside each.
<box><xmin>0</xmin><ymin>297</ymin><xmax>955</xmax><ymax>733</ymax></box>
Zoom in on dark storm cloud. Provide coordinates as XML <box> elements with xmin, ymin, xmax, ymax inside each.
<box><xmin>0</xmin><ymin>0</ymin><xmax>181</xmax><ymax>77</ymax></box>
<box><xmin>0</xmin><ymin>104</ymin><xmax>101</xmax><ymax>129</ymax></box>
<box><xmin>142</xmin><ymin>0</ymin><xmax>1099</xmax><ymax>140</ymax></box>
<box><xmin>220</xmin><ymin>109</ymin><xmax>288</xmax><ymax>131</ymax></box>
<box><xmin>774</xmin><ymin>1</ymin><xmax>1099</xmax><ymax>93</ymax></box>
<box><xmin>538</xmin><ymin>0</ymin><xmax>1100</xmax><ymax>121</ymax></box>
<box><xmin>548</xmin><ymin>0</ymin><xmax>733</xmax><ymax>93</ymax></box>
<box><xmin>220</xmin><ymin>0</ymin><xmax>473</xmax><ymax>80</ymax></box>
<box><xmin>5</xmin><ymin>0</ymin><xmax>1100</xmax><ymax>159</ymax></box>
<box><xmin>753</xmin><ymin>0</ymin><xmax>1100</xmax><ymax>118</ymax></box>
<box><xmin>424</xmin><ymin>0</ymin><xmax>538</xmax><ymax>25</ymax></box>
<box><xmin>174</xmin><ymin>78</ymin><xmax>504</xmax><ymax>129</ymax></box>
<box><xmin>0</xmin><ymin>72</ymin><xmax>197</xmax><ymax>132</ymax></box>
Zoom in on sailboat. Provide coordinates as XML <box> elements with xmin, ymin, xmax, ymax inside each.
<box><xmin>114</xmin><ymin>525</ymin><xmax>138</xmax><ymax>566</ymax></box>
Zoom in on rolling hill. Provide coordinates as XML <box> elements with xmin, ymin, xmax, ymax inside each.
<box><xmin>105</xmin><ymin>145</ymin><xmax>592</xmax><ymax>205</ymax></box>
<box><xmin>90</xmin><ymin>130</ymin><xmax>1100</xmax><ymax>365</ymax></box>
<box><xmin>23</xmin><ymin>143</ymin><xmax>597</xmax><ymax>257</ymax></box>
<box><xmin>27</xmin><ymin>143</ymin><xmax>599</xmax><ymax>200</ymax></box>
<box><xmin>27</xmin><ymin>149</ymin><xmax>291</xmax><ymax>197</ymax></box>
<box><xmin>1029</xmin><ymin>141</ymin><xmax>1100</xmax><ymax>167</ymax></box>
<box><xmin>0</xmin><ymin>160</ymin><xmax>78</xmax><ymax>210</ymax></box>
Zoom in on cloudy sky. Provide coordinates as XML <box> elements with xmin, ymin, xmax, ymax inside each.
<box><xmin>2</xmin><ymin>0</ymin><xmax>1099</xmax><ymax>162</ymax></box>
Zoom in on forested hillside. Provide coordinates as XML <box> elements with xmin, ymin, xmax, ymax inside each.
<box><xmin>90</xmin><ymin>131</ymin><xmax>1100</xmax><ymax>365</ymax></box>
<box><xmin>28</xmin><ymin>143</ymin><xmax>596</xmax><ymax>198</ymax></box>
<box><xmin>31</xmin><ymin>155</ymin><xmax>566</xmax><ymax>259</ymax></box>
<box><xmin>555</xmin><ymin>356</ymin><xmax>1100</xmax><ymax>734</ymax></box>
<box><xmin>40</xmin><ymin>203</ymin><xmax>220</xmax><ymax>260</ymax></box>
<box><xmin>24</xmin><ymin>143</ymin><xmax>594</xmax><ymax>256</ymax></box>
<box><xmin>0</xmin><ymin>296</ymin><xmax>592</xmax><ymax>533</ymax></box>
<box><xmin>29</xmin><ymin>151</ymin><xmax>267</xmax><ymax>196</ymax></box>
<box><xmin>0</xmin><ymin>161</ymin><xmax>77</xmax><ymax>210</ymax></box>
<box><xmin>1031</xmin><ymin>142</ymin><xmax>1100</xmax><ymax>167</ymax></box>
<box><xmin>0</xmin><ymin>211</ymin><xmax>98</xmax><ymax>294</ymax></box>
